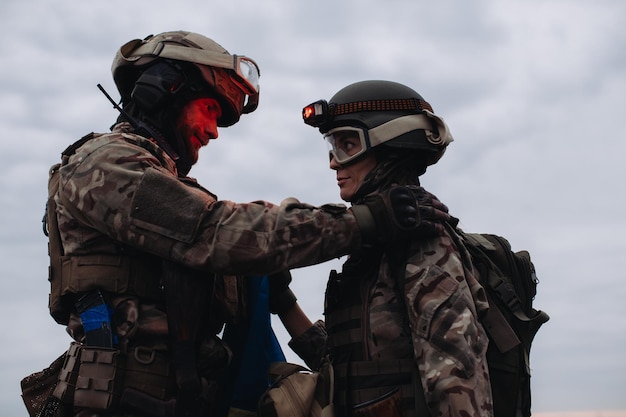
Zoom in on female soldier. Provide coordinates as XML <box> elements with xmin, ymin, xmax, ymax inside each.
<box><xmin>275</xmin><ymin>80</ymin><xmax>493</xmax><ymax>417</ymax></box>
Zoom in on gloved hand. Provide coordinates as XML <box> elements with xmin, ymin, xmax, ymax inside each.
<box><xmin>351</xmin><ymin>185</ymin><xmax>455</xmax><ymax>246</ymax></box>
<box><xmin>414</xmin><ymin>186</ymin><xmax>458</xmax><ymax>235</ymax></box>
<box><xmin>268</xmin><ymin>270</ymin><xmax>297</xmax><ymax>315</ymax></box>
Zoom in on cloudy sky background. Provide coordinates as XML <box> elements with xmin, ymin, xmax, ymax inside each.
<box><xmin>1</xmin><ymin>0</ymin><xmax>625</xmax><ymax>415</ymax></box>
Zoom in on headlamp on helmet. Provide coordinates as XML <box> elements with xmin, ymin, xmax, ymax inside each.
<box><xmin>302</xmin><ymin>97</ymin><xmax>433</xmax><ymax>129</ymax></box>
<box><xmin>302</xmin><ymin>100</ymin><xmax>330</xmax><ymax>127</ymax></box>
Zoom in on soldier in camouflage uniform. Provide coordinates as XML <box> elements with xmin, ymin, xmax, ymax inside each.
<box><xmin>23</xmin><ymin>33</ymin><xmax>453</xmax><ymax>417</ymax></box>
<box><xmin>277</xmin><ymin>80</ymin><xmax>494</xmax><ymax>417</ymax></box>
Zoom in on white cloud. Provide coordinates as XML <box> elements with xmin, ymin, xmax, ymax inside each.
<box><xmin>2</xmin><ymin>0</ymin><xmax>626</xmax><ymax>415</ymax></box>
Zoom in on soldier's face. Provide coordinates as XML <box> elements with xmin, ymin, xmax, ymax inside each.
<box><xmin>329</xmin><ymin>143</ymin><xmax>377</xmax><ymax>202</ymax></box>
<box><xmin>176</xmin><ymin>97</ymin><xmax>222</xmax><ymax>164</ymax></box>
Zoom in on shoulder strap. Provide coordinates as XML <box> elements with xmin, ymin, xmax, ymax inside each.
<box><xmin>61</xmin><ymin>132</ymin><xmax>95</xmax><ymax>161</ymax></box>
<box><xmin>387</xmin><ymin>244</ymin><xmax>432</xmax><ymax>417</ymax></box>
<box><xmin>457</xmin><ymin>232</ymin><xmax>524</xmax><ymax>353</ymax></box>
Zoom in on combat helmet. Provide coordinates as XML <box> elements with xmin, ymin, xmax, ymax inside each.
<box><xmin>112</xmin><ymin>30</ymin><xmax>260</xmax><ymax>127</ymax></box>
<box><xmin>302</xmin><ymin>80</ymin><xmax>453</xmax><ymax>166</ymax></box>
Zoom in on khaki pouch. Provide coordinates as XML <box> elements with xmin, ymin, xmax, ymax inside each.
<box><xmin>52</xmin><ymin>342</ymin><xmax>82</xmax><ymax>404</ymax></box>
<box><xmin>352</xmin><ymin>388</ymin><xmax>402</xmax><ymax>417</ymax></box>
<box><xmin>73</xmin><ymin>346</ymin><xmax>125</xmax><ymax>410</ymax></box>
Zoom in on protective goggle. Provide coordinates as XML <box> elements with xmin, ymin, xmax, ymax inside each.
<box><xmin>323</xmin><ymin>113</ymin><xmax>453</xmax><ymax>165</ymax></box>
<box><xmin>227</xmin><ymin>56</ymin><xmax>260</xmax><ymax>114</ymax></box>
<box><xmin>324</xmin><ymin>126</ymin><xmax>370</xmax><ymax>165</ymax></box>
<box><xmin>231</xmin><ymin>56</ymin><xmax>260</xmax><ymax>94</ymax></box>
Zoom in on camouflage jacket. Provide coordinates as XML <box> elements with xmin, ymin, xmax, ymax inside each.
<box><xmin>56</xmin><ymin>123</ymin><xmax>360</xmax><ymax>273</ymax></box>
<box><xmin>54</xmin><ymin>123</ymin><xmax>360</xmax><ymax>344</ymax></box>
<box><xmin>289</xmin><ymin>226</ymin><xmax>494</xmax><ymax>417</ymax></box>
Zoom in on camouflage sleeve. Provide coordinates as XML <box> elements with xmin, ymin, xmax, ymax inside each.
<box><xmin>404</xmin><ymin>235</ymin><xmax>493</xmax><ymax>417</ymax></box>
<box><xmin>57</xmin><ymin>134</ymin><xmax>360</xmax><ymax>274</ymax></box>
<box><xmin>287</xmin><ymin>320</ymin><xmax>328</xmax><ymax>371</ymax></box>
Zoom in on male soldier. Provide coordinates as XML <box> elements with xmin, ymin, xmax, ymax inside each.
<box><xmin>22</xmin><ymin>33</ymin><xmax>451</xmax><ymax>417</ymax></box>
<box><xmin>276</xmin><ymin>80</ymin><xmax>494</xmax><ymax>417</ymax></box>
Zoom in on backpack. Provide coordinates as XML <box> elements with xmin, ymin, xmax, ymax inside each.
<box><xmin>460</xmin><ymin>232</ymin><xmax>549</xmax><ymax>417</ymax></box>
<box><xmin>259</xmin><ymin>232</ymin><xmax>548</xmax><ymax>417</ymax></box>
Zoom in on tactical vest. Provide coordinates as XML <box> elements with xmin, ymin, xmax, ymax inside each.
<box><xmin>44</xmin><ymin>134</ymin><xmax>165</xmax><ymax>325</ymax></box>
<box><xmin>40</xmin><ymin>133</ymin><xmax>252</xmax><ymax>416</ymax></box>
<box><xmin>324</xmin><ymin>249</ymin><xmax>428</xmax><ymax>417</ymax></box>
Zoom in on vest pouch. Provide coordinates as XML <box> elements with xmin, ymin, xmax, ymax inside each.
<box><xmin>333</xmin><ymin>359</ymin><xmax>422</xmax><ymax>417</ymax></box>
<box><xmin>52</xmin><ymin>342</ymin><xmax>82</xmax><ymax>404</ymax></box>
<box><xmin>124</xmin><ymin>346</ymin><xmax>175</xmax><ymax>400</ymax></box>
<box><xmin>352</xmin><ymin>388</ymin><xmax>402</xmax><ymax>417</ymax></box>
<box><xmin>73</xmin><ymin>346</ymin><xmax>125</xmax><ymax>411</ymax></box>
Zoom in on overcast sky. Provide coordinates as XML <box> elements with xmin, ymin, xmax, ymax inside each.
<box><xmin>1</xmin><ymin>0</ymin><xmax>625</xmax><ymax>415</ymax></box>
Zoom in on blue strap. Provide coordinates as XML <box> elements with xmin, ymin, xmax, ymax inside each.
<box><xmin>221</xmin><ymin>276</ymin><xmax>286</xmax><ymax>413</ymax></box>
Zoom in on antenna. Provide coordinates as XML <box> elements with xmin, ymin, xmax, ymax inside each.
<box><xmin>97</xmin><ymin>84</ymin><xmax>136</xmax><ymax>127</ymax></box>
<box><xmin>96</xmin><ymin>84</ymin><xmax>180</xmax><ymax>161</ymax></box>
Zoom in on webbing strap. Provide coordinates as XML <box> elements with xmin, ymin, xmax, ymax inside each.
<box><xmin>481</xmin><ymin>292</ymin><xmax>521</xmax><ymax>353</ymax></box>
<box><xmin>332</xmin><ymin>98</ymin><xmax>433</xmax><ymax>116</ymax></box>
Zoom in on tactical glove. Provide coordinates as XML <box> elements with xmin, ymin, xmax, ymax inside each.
<box><xmin>414</xmin><ymin>186</ymin><xmax>458</xmax><ymax>235</ymax></box>
<box><xmin>351</xmin><ymin>185</ymin><xmax>454</xmax><ymax>246</ymax></box>
<box><xmin>268</xmin><ymin>270</ymin><xmax>297</xmax><ymax>315</ymax></box>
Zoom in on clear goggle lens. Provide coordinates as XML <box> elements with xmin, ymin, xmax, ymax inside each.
<box><xmin>233</xmin><ymin>56</ymin><xmax>260</xmax><ymax>94</ymax></box>
<box><xmin>324</xmin><ymin>126</ymin><xmax>369</xmax><ymax>165</ymax></box>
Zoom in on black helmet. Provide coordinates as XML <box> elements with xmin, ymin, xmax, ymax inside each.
<box><xmin>302</xmin><ymin>80</ymin><xmax>453</xmax><ymax>166</ymax></box>
<box><xmin>112</xmin><ymin>30</ymin><xmax>260</xmax><ymax>127</ymax></box>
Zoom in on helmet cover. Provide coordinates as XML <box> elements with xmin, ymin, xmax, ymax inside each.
<box><xmin>112</xmin><ymin>30</ymin><xmax>260</xmax><ymax>127</ymax></box>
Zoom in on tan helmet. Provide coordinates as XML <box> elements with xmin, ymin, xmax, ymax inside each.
<box><xmin>112</xmin><ymin>30</ymin><xmax>260</xmax><ymax>127</ymax></box>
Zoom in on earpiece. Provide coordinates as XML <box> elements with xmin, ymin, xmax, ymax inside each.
<box><xmin>131</xmin><ymin>61</ymin><xmax>186</xmax><ymax>113</ymax></box>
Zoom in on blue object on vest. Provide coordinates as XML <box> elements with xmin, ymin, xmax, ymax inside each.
<box><xmin>77</xmin><ymin>291</ymin><xmax>118</xmax><ymax>347</ymax></box>
<box><xmin>221</xmin><ymin>276</ymin><xmax>286</xmax><ymax>414</ymax></box>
